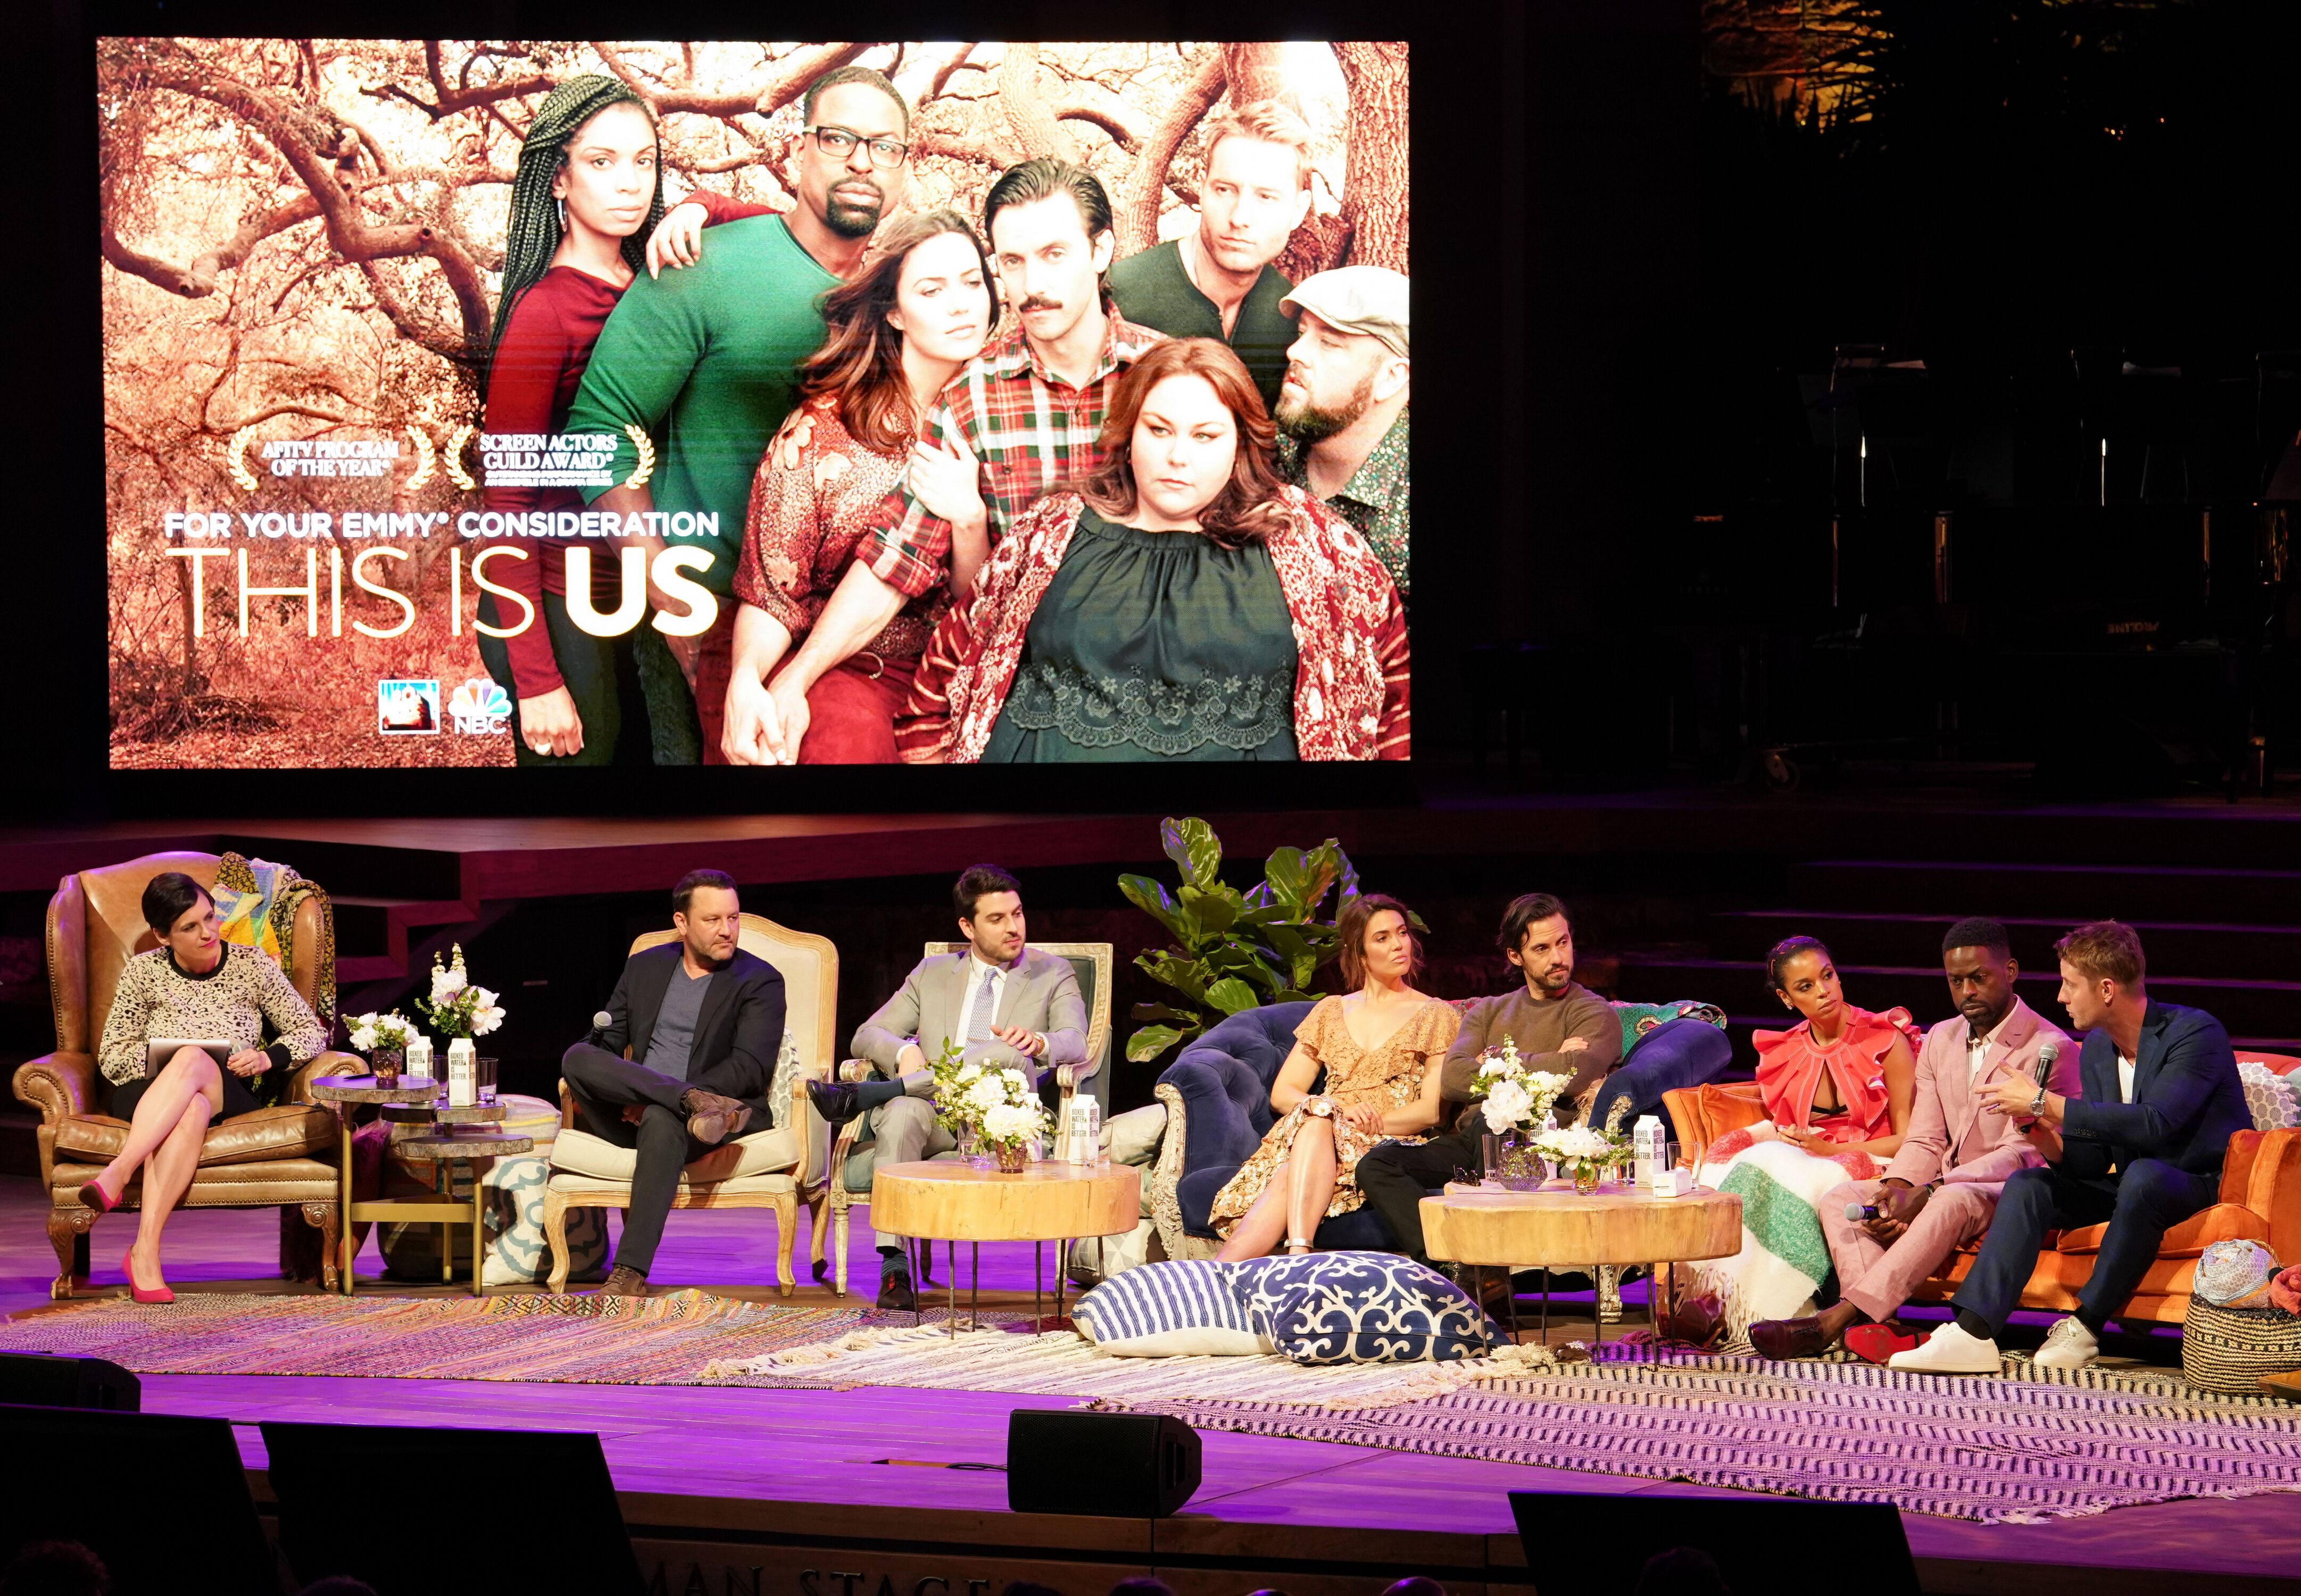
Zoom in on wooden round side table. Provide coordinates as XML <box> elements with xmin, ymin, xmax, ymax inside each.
<box><xmin>869</xmin><ymin>1160</ymin><xmax>1141</xmax><ymax>1333</ymax></box>
<box><xmin>310</xmin><ymin>1076</ymin><xmax>528</xmax><ymax>1295</ymax></box>
<box><xmin>1420</xmin><ymin>1183</ymin><xmax>1742</xmax><ymax>1343</ymax></box>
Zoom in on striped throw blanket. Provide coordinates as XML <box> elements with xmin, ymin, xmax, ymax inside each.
<box><xmin>1691</xmin><ymin>1133</ymin><xmax>1878</xmax><ymax>1340</ymax></box>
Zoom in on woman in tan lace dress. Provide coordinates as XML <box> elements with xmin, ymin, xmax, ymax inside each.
<box><xmin>1212</xmin><ymin>894</ymin><xmax>1458</xmax><ymax>1259</ymax></box>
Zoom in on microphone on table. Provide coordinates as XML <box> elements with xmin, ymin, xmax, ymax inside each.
<box><xmin>588</xmin><ymin>1010</ymin><xmax>614</xmax><ymax>1047</ymax></box>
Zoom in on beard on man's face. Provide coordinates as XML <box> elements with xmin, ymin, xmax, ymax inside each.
<box><xmin>1275</xmin><ymin>369</ymin><xmax>1376</xmax><ymax>444</ymax></box>
<box><xmin>820</xmin><ymin>177</ymin><xmax>885</xmax><ymax>239</ymax></box>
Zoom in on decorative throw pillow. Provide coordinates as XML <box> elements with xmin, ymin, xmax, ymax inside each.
<box><xmin>1239</xmin><ymin>1251</ymin><xmax>1503</xmax><ymax>1365</ymax></box>
<box><xmin>1073</xmin><ymin>1259</ymin><xmax>1272</xmax><ymax>1356</ymax></box>
<box><xmin>2196</xmin><ymin>1239</ymin><xmax>2282</xmax><ymax>1310</ymax></box>
<box><xmin>768</xmin><ymin>1028</ymin><xmax>802</xmax><ymax>1129</ymax></box>
<box><xmin>1611</xmin><ymin>1000</ymin><xmax>1729</xmax><ymax>1052</ymax></box>
<box><xmin>483</xmin><ymin>1154</ymin><xmax>609</xmax><ymax>1286</ymax></box>
<box><xmin>2238</xmin><ymin>1062</ymin><xmax>2300</xmax><ymax>1133</ymax></box>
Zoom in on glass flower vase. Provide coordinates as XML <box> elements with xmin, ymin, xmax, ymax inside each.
<box><xmin>992</xmin><ymin>1140</ymin><xmax>1028</xmax><ymax>1174</ymax></box>
<box><xmin>1487</xmin><ymin>1128</ymin><xmax>1549</xmax><ymax>1192</ymax></box>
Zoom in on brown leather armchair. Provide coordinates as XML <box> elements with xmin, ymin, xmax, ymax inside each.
<box><xmin>11</xmin><ymin>851</ymin><xmax>359</xmax><ymax>1298</ymax></box>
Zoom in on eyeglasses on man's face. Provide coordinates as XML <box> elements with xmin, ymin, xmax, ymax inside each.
<box><xmin>808</xmin><ymin>124</ymin><xmax>908</xmax><ymax>169</ymax></box>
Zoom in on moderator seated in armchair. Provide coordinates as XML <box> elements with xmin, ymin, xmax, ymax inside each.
<box><xmin>14</xmin><ymin>851</ymin><xmax>356</xmax><ymax>1299</ymax></box>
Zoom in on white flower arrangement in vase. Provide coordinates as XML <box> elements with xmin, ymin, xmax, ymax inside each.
<box><xmin>1533</xmin><ymin>1123</ymin><xmax>1633</xmax><ymax>1193</ymax></box>
<box><xmin>413</xmin><ymin>944</ymin><xmax>505</xmax><ymax>1040</ymax></box>
<box><xmin>345</xmin><ymin>1010</ymin><xmax>415</xmax><ymax>1083</ymax></box>
<box><xmin>1464</xmin><ymin>1038</ymin><xmax>1573</xmax><ymax>1189</ymax></box>
<box><xmin>966</xmin><ymin>1067</ymin><xmax>1050</xmax><ymax>1172</ymax></box>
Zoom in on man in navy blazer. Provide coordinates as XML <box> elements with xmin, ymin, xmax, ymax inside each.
<box><xmin>1893</xmin><ymin>920</ymin><xmax>2247</xmax><ymax>1374</ymax></box>
<box><xmin>560</xmin><ymin>869</ymin><xmax>787</xmax><ymax>1296</ymax></box>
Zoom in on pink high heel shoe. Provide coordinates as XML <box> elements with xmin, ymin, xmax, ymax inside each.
<box><xmin>77</xmin><ymin>1177</ymin><xmax>121</xmax><ymax>1216</ymax></box>
<box><xmin>121</xmin><ymin>1250</ymin><xmax>174</xmax><ymax>1305</ymax></box>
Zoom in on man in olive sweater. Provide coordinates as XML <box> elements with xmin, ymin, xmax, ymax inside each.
<box><xmin>1357</xmin><ymin>893</ymin><xmax>1622</xmax><ymax>1269</ymax></box>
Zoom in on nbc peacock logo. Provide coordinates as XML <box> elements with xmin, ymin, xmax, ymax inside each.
<box><xmin>448</xmin><ymin>678</ymin><xmax>512</xmax><ymax>736</ymax></box>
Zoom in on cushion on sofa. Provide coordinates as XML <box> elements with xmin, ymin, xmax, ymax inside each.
<box><xmin>55</xmin><ymin>1102</ymin><xmax>337</xmax><ymax>1167</ymax></box>
<box><xmin>1073</xmin><ymin>1259</ymin><xmax>1272</xmax><ymax>1356</ymax></box>
<box><xmin>2240</xmin><ymin>1062</ymin><xmax>2301</xmax><ymax>1132</ymax></box>
<box><xmin>2056</xmin><ymin>1202</ymin><xmax>2269</xmax><ymax>1259</ymax></box>
<box><xmin>1239</xmin><ymin>1251</ymin><xmax>1503</xmax><ymax>1365</ymax></box>
<box><xmin>547</xmin><ymin>1121</ymin><xmax>800</xmax><ymax>1183</ymax></box>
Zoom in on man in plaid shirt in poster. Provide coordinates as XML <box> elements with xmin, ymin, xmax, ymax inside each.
<box><xmin>743</xmin><ymin>158</ymin><xmax>1164</xmax><ymax>764</ymax></box>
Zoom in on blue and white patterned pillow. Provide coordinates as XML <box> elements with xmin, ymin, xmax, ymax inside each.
<box><xmin>1239</xmin><ymin>1251</ymin><xmax>1503</xmax><ymax>1365</ymax></box>
<box><xmin>1074</xmin><ymin>1259</ymin><xmax>1272</xmax><ymax>1356</ymax></box>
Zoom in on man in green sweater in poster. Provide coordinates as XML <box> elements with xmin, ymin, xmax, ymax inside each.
<box><xmin>1107</xmin><ymin>99</ymin><xmax>1314</xmax><ymax>412</ymax></box>
<box><xmin>566</xmin><ymin>67</ymin><xmax>911</xmax><ymax>763</ymax></box>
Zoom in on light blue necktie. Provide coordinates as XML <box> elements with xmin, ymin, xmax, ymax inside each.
<box><xmin>966</xmin><ymin>968</ymin><xmax>999</xmax><ymax>1043</ymax></box>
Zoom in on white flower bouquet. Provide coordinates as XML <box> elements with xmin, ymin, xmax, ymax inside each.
<box><xmin>1466</xmin><ymin>1038</ymin><xmax>1572</xmax><ymax>1134</ymax></box>
<box><xmin>413</xmin><ymin>944</ymin><xmax>505</xmax><ymax>1040</ymax></box>
<box><xmin>1533</xmin><ymin>1123</ymin><xmax>1632</xmax><ymax>1190</ymax></box>
<box><xmin>346</xmin><ymin>1010</ymin><xmax>414</xmax><ymax>1054</ymax></box>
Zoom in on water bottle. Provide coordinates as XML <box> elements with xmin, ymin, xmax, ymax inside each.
<box><xmin>1068</xmin><ymin>1095</ymin><xmax>1102</xmax><ymax>1165</ymax></box>
<box><xmin>1634</xmin><ymin>1114</ymin><xmax>1665</xmax><ymax>1190</ymax></box>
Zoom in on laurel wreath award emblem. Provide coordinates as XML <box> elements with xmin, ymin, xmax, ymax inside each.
<box><xmin>227</xmin><ymin>425</ymin><xmax>262</xmax><ymax>493</ymax></box>
<box><xmin>624</xmin><ymin>425</ymin><xmax>656</xmax><ymax>489</ymax></box>
<box><xmin>404</xmin><ymin>424</ymin><xmax>437</xmax><ymax>492</ymax></box>
<box><xmin>444</xmin><ymin>423</ymin><xmax>477</xmax><ymax>492</ymax></box>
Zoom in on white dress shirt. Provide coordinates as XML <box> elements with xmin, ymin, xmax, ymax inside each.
<box><xmin>2117</xmin><ymin>1051</ymin><xmax>2137</xmax><ymax>1104</ymax></box>
<box><xmin>1966</xmin><ymin>1012</ymin><xmax>2012</xmax><ymax>1084</ymax></box>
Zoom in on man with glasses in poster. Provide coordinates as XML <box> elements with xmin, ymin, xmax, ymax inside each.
<box><xmin>566</xmin><ymin>66</ymin><xmax>913</xmax><ymax>763</ymax></box>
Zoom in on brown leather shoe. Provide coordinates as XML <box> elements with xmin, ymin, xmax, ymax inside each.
<box><xmin>595</xmin><ymin>1264</ymin><xmax>649</xmax><ymax>1298</ymax></box>
<box><xmin>681</xmin><ymin>1088</ymin><xmax>752</xmax><ymax>1146</ymax></box>
<box><xmin>1750</xmin><ymin>1315</ymin><xmax>1837</xmax><ymax>1360</ymax></box>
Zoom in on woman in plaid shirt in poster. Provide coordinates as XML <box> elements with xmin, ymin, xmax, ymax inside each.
<box><xmin>896</xmin><ymin>337</ymin><xmax>1408</xmax><ymax>763</ymax></box>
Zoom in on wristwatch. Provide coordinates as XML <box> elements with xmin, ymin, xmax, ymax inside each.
<box><xmin>2028</xmin><ymin>1084</ymin><xmax>2049</xmax><ymax>1119</ymax></box>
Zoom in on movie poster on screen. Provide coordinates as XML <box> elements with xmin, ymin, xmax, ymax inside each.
<box><xmin>99</xmin><ymin>39</ymin><xmax>1410</xmax><ymax>769</ymax></box>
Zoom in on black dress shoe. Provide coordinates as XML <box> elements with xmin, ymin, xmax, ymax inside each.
<box><xmin>1750</xmin><ymin>1315</ymin><xmax>1836</xmax><ymax>1360</ymax></box>
<box><xmin>876</xmin><ymin>1271</ymin><xmax>917</xmax><ymax>1312</ymax></box>
<box><xmin>807</xmin><ymin>1078</ymin><xmax>865</xmax><ymax>1126</ymax></box>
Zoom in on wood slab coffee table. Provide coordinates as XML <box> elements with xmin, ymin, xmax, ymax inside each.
<box><xmin>1421</xmin><ymin>1182</ymin><xmax>1742</xmax><ymax>1343</ymax></box>
<box><xmin>870</xmin><ymin>1160</ymin><xmax>1141</xmax><ymax>1333</ymax></box>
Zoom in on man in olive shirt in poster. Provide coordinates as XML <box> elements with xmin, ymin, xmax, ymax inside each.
<box><xmin>1106</xmin><ymin>100</ymin><xmax>1313</xmax><ymax>412</ymax></box>
<box><xmin>566</xmin><ymin>68</ymin><xmax>911</xmax><ymax>762</ymax></box>
<box><xmin>1356</xmin><ymin>893</ymin><xmax>1621</xmax><ymax>1272</ymax></box>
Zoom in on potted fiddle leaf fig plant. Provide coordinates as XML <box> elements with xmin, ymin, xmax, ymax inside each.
<box><xmin>1118</xmin><ymin>817</ymin><xmax>1364</xmax><ymax>1065</ymax></box>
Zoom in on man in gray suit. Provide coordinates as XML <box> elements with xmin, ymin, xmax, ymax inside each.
<box><xmin>807</xmin><ymin>863</ymin><xmax>1086</xmax><ymax>1308</ymax></box>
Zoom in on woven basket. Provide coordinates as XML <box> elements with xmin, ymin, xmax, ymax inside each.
<box><xmin>2181</xmin><ymin>1299</ymin><xmax>2301</xmax><ymax>1395</ymax></box>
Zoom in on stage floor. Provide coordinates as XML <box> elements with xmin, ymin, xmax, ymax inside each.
<box><xmin>4</xmin><ymin>1181</ymin><xmax>2298</xmax><ymax>1596</ymax></box>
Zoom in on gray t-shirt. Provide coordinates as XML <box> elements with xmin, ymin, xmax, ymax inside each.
<box><xmin>644</xmin><ymin>965</ymin><xmax>715</xmax><ymax>1081</ymax></box>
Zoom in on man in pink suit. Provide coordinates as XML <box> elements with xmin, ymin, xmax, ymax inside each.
<box><xmin>1751</xmin><ymin>918</ymin><xmax>2078</xmax><ymax>1360</ymax></box>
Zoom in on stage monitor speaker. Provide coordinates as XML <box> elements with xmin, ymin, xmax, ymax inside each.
<box><xmin>1509</xmin><ymin>1490</ymin><xmax>1918</xmax><ymax>1596</ymax></box>
<box><xmin>0</xmin><ymin>1403</ymin><xmax>278</xmax><ymax>1596</ymax></box>
<box><xmin>0</xmin><ymin>1351</ymin><xmax>140</xmax><ymax>1410</ymax></box>
<box><xmin>262</xmin><ymin>1421</ymin><xmax>642</xmax><ymax>1596</ymax></box>
<box><xmin>1007</xmin><ymin>1409</ymin><xmax>1201</xmax><ymax>1517</ymax></box>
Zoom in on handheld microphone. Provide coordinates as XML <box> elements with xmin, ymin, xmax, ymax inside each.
<box><xmin>589</xmin><ymin>1010</ymin><xmax>614</xmax><ymax>1047</ymax></box>
<box><xmin>1845</xmin><ymin>1200</ymin><xmax>1881</xmax><ymax>1223</ymax></box>
<box><xmin>2032</xmin><ymin>1039</ymin><xmax>2061</xmax><ymax>1088</ymax></box>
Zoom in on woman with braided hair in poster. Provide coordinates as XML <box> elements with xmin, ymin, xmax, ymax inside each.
<box><xmin>474</xmin><ymin>75</ymin><xmax>770</xmax><ymax>764</ymax></box>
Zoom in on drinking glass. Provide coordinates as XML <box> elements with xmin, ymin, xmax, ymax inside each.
<box><xmin>475</xmin><ymin>1055</ymin><xmax>499</xmax><ymax>1107</ymax></box>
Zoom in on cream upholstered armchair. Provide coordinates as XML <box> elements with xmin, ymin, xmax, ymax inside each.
<box><xmin>541</xmin><ymin>913</ymin><xmax>838</xmax><ymax>1295</ymax></box>
<box><xmin>813</xmin><ymin>941</ymin><xmax>1113</xmax><ymax>1296</ymax></box>
<box><xmin>12</xmin><ymin>851</ymin><xmax>359</xmax><ymax>1298</ymax></box>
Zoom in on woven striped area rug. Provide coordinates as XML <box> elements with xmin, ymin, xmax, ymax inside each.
<box><xmin>708</xmin><ymin>1327</ymin><xmax>2301</xmax><ymax>1523</ymax></box>
<box><xmin>0</xmin><ymin>1292</ymin><xmax>971</xmax><ymax>1384</ymax></box>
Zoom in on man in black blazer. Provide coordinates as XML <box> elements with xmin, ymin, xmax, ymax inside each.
<box><xmin>560</xmin><ymin>869</ymin><xmax>787</xmax><ymax>1296</ymax></box>
<box><xmin>1893</xmin><ymin>920</ymin><xmax>2248</xmax><ymax>1375</ymax></box>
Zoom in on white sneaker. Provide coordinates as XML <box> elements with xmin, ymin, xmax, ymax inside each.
<box><xmin>1888</xmin><ymin>1320</ymin><xmax>2002</xmax><ymax>1374</ymax></box>
<box><xmin>2032</xmin><ymin>1315</ymin><xmax>2101</xmax><ymax>1371</ymax></box>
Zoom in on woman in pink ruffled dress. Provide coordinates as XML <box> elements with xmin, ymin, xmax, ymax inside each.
<box><xmin>1686</xmin><ymin>936</ymin><xmax>1920</xmax><ymax>1341</ymax></box>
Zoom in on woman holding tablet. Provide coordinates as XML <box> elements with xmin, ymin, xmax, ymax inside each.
<box><xmin>80</xmin><ymin>871</ymin><xmax>328</xmax><ymax>1301</ymax></box>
